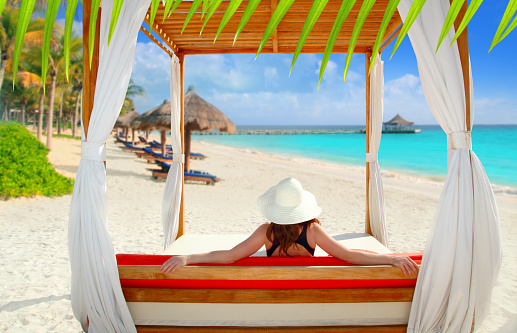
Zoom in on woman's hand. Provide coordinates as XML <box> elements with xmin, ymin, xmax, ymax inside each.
<box><xmin>391</xmin><ymin>255</ymin><xmax>419</xmax><ymax>277</ymax></box>
<box><xmin>161</xmin><ymin>255</ymin><xmax>188</xmax><ymax>274</ymax></box>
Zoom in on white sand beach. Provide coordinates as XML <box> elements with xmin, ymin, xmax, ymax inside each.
<box><xmin>0</xmin><ymin>134</ymin><xmax>515</xmax><ymax>332</ymax></box>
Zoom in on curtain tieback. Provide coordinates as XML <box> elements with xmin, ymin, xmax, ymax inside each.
<box><xmin>81</xmin><ymin>142</ymin><xmax>106</xmax><ymax>161</ymax></box>
<box><xmin>172</xmin><ymin>153</ymin><xmax>185</xmax><ymax>164</ymax></box>
<box><xmin>448</xmin><ymin>131</ymin><xmax>472</xmax><ymax>150</ymax></box>
<box><xmin>366</xmin><ymin>153</ymin><xmax>378</xmax><ymax>162</ymax></box>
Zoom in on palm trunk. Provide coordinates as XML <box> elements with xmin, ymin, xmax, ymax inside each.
<box><xmin>184</xmin><ymin>125</ymin><xmax>192</xmax><ymax>173</ymax></box>
<box><xmin>20</xmin><ymin>101</ymin><xmax>26</xmax><ymax>126</ymax></box>
<box><xmin>161</xmin><ymin>130</ymin><xmax>166</xmax><ymax>156</ymax></box>
<box><xmin>73</xmin><ymin>90</ymin><xmax>80</xmax><ymax>138</ymax></box>
<box><xmin>0</xmin><ymin>53</ymin><xmax>7</xmax><ymax>93</ymax></box>
<box><xmin>57</xmin><ymin>96</ymin><xmax>63</xmax><ymax>135</ymax></box>
<box><xmin>46</xmin><ymin>74</ymin><xmax>57</xmax><ymax>149</ymax></box>
<box><xmin>37</xmin><ymin>90</ymin><xmax>44</xmax><ymax>141</ymax></box>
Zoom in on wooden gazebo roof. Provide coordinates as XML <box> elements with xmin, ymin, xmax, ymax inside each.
<box><xmin>142</xmin><ymin>0</ymin><xmax>402</xmax><ymax>55</ymax></box>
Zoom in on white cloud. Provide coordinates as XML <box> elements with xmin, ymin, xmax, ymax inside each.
<box><xmin>384</xmin><ymin>74</ymin><xmax>435</xmax><ymax>124</ymax></box>
<box><xmin>474</xmin><ymin>97</ymin><xmax>517</xmax><ymax>124</ymax></box>
<box><xmin>264</xmin><ymin>67</ymin><xmax>279</xmax><ymax>80</ymax></box>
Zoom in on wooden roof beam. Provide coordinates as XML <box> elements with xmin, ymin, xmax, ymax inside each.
<box><xmin>144</xmin><ymin>13</ymin><xmax>179</xmax><ymax>54</ymax></box>
<box><xmin>271</xmin><ymin>0</ymin><xmax>279</xmax><ymax>53</ymax></box>
<box><xmin>378</xmin><ymin>13</ymin><xmax>402</xmax><ymax>53</ymax></box>
<box><xmin>140</xmin><ymin>26</ymin><xmax>174</xmax><ymax>57</ymax></box>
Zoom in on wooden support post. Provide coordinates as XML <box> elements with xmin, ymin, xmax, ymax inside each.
<box><xmin>365</xmin><ymin>51</ymin><xmax>372</xmax><ymax>236</ymax></box>
<box><xmin>453</xmin><ymin>1</ymin><xmax>471</xmax><ymax>132</ymax></box>
<box><xmin>82</xmin><ymin>0</ymin><xmax>101</xmax><ymax>140</ymax></box>
<box><xmin>270</xmin><ymin>0</ymin><xmax>279</xmax><ymax>53</ymax></box>
<box><xmin>177</xmin><ymin>53</ymin><xmax>185</xmax><ymax>239</ymax></box>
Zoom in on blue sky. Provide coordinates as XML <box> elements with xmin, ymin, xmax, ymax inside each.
<box><xmin>62</xmin><ymin>2</ymin><xmax>516</xmax><ymax>126</ymax></box>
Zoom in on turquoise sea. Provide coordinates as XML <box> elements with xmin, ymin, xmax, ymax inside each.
<box><xmin>192</xmin><ymin>125</ymin><xmax>517</xmax><ymax>190</ymax></box>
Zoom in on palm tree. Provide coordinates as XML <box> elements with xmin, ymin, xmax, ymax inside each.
<box><xmin>23</xmin><ymin>20</ymin><xmax>81</xmax><ymax>149</ymax></box>
<box><xmin>67</xmin><ymin>59</ymin><xmax>82</xmax><ymax>138</ymax></box>
<box><xmin>121</xmin><ymin>79</ymin><xmax>145</xmax><ymax>115</ymax></box>
<box><xmin>0</xmin><ymin>6</ymin><xmax>45</xmax><ymax>94</ymax></box>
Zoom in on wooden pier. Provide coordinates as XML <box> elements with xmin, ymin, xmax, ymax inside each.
<box><xmin>195</xmin><ymin>128</ymin><xmax>364</xmax><ymax>135</ymax></box>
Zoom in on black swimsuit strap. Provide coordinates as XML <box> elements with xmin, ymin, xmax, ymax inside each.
<box><xmin>266</xmin><ymin>224</ymin><xmax>315</xmax><ymax>257</ymax></box>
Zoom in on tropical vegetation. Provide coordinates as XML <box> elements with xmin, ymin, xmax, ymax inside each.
<box><xmin>0</xmin><ymin>121</ymin><xmax>74</xmax><ymax>198</ymax></box>
<box><xmin>1</xmin><ymin>4</ymin><xmax>145</xmax><ymax>147</ymax></box>
<box><xmin>2</xmin><ymin>0</ymin><xmax>517</xmax><ymax>89</ymax></box>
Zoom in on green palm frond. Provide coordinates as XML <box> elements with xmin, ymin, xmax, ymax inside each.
<box><xmin>200</xmin><ymin>0</ymin><xmax>224</xmax><ymax>35</ymax></box>
<box><xmin>490</xmin><ymin>0</ymin><xmax>517</xmax><ymax>52</ymax></box>
<box><xmin>41</xmin><ymin>0</ymin><xmax>61</xmax><ymax>94</ymax></box>
<box><xmin>436</xmin><ymin>0</ymin><xmax>465</xmax><ymax>53</ymax></box>
<box><xmin>149</xmin><ymin>0</ymin><xmax>160</xmax><ymax>31</ymax></box>
<box><xmin>233</xmin><ymin>0</ymin><xmax>261</xmax><ymax>44</ymax></box>
<box><xmin>290</xmin><ymin>0</ymin><xmax>330</xmax><ymax>75</ymax></box>
<box><xmin>182</xmin><ymin>0</ymin><xmax>203</xmax><ymax>34</ymax></box>
<box><xmin>256</xmin><ymin>0</ymin><xmax>296</xmax><ymax>58</ymax></box>
<box><xmin>163</xmin><ymin>0</ymin><xmax>183</xmax><ymax>23</ymax></box>
<box><xmin>318</xmin><ymin>0</ymin><xmax>356</xmax><ymax>86</ymax></box>
<box><xmin>343</xmin><ymin>0</ymin><xmax>376</xmax><ymax>83</ymax></box>
<box><xmin>108</xmin><ymin>0</ymin><xmax>124</xmax><ymax>46</ymax></box>
<box><xmin>64</xmin><ymin>0</ymin><xmax>80</xmax><ymax>81</ymax></box>
<box><xmin>11</xmin><ymin>0</ymin><xmax>37</xmax><ymax>87</ymax></box>
<box><xmin>390</xmin><ymin>0</ymin><xmax>426</xmax><ymax>59</ymax></box>
<box><xmin>88</xmin><ymin>0</ymin><xmax>101</xmax><ymax>67</ymax></box>
<box><xmin>6</xmin><ymin>0</ymin><xmax>517</xmax><ymax>91</ymax></box>
<box><xmin>369</xmin><ymin>0</ymin><xmax>401</xmax><ymax>73</ymax></box>
<box><xmin>214</xmin><ymin>0</ymin><xmax>243</xmax><ymax>43</ymax></box>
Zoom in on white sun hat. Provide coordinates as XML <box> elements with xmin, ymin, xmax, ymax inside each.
<box><xmin>257</xmin><ymin>178</ymin><xmax>322</xmax><ymax>225</ymax></box>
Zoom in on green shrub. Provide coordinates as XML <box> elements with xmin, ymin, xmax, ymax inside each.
<box><xmin>0</xmin><ymin>121</ymin><xmax>74</xmax><ymax>198</ymax></box>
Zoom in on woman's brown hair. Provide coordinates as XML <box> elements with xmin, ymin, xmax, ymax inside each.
<box><xmin>266</xmin><ymin>218</ymin><xmax>320</xmax><ymax>256</ymax></box>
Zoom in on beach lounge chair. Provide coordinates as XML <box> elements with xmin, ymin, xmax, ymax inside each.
<box><xmin>121</xmin><ymin>141</ymin><xmax>145</xmax><ymax>151</ymax></box>
<box><xmin>146</xmin><ymin>150</ymin><xmax>173</xmax><ymax>164</ymax></box>
<box><xmin>117</xmin><ymin>252</ymin><xmax>422</xmax><ymax>330</ymax></box>
<box><xmin>151</xmin><ymin>161</ymin><xmax>218</xmax><ymax>185</ymax></box>
<box><xmin>189</xmin><ymin>152</ymin><xmax>206</xmax><ymax>160</ymax></box>
<box><xmin>150</xmin><ymin>141</ymin><xmax>173</xmax><ymax>150</ymax></box>
<box><xmin>138</xmin><ymin>136</ymin><xmax>148</xmax><ymax>143</ymax></box>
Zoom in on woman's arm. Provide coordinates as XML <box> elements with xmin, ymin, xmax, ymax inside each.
<box><xmin>313</xmin><ymin>224</ymin><xmax>419</xmax><ymax>277</ymax></box>
<box><xmin>161</xmin><ymin>224</ymin><xmax>269</xmax><ymax>274</ymax></box>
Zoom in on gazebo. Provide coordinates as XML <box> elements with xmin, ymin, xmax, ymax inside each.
<box><xmin>383</xmin><ymin>114</ymin><xmax>415</xmax><ymax>132</ymax></box>
<box><xmin>71</xmin><ymin>0</ymin><xmax>501</xmax><ymax>332</ymax></box>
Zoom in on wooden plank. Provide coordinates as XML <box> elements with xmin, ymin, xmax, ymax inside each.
<box><xmin>179</xmin><ymin>45</ymin><xmax>369</xmax><ymax>55</ymax></box>
<box><xmin>271</xmin><ymin>0</ymin><xmax>279</xmax><ymax>53</ymax></box>
<box><xmin>118</xmin><ymin>265</ymin><xmax>415</xmax><ymax>280</ymax></box>
<box><xmin>136</xmin><ymin>325</ymin><xmax>408</xmax><ymax>332</ymax></box>
<box><xmin>365</xmin><ymin>51</ymin><xmax>372</xmax><ymax>236</ymax></box>
<box><xmin>122</xmin><ymin>287</ymin><xmax>415</xmax><ymax>303</ymax></box>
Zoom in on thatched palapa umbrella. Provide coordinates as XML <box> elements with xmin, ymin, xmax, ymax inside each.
<box><xmin>135</xmin><ymin>99</ymin><xmax>172</xmax><ymax>156</ymax></box>
<box><xmin>115</xmin><ymin>109</ymin><xmax>141</xmax><ymax>146</ymax></box>
<box><xmin>138</xmin><ymin>86</ymin><xmax>235</xmax><ymax>171</ymax></box>
<box><xmin>184</xmin><ymin>85</ymin><xmax>235</xmax><ymax>172</ymax></box>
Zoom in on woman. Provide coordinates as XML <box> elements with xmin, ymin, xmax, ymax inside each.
<box><xmin>161</xmin><ymin>178</ymin><xmax>419</xmax><ymax>277</ymax></box>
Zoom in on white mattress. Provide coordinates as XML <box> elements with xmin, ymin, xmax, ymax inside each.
<box><xmin>161</xmin><ymin>233</ymin><xmax>392</xmax><ymax>256</ymax></box>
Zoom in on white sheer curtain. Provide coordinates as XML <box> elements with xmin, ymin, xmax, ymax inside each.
<box><xmin>162</xmin><ymin>55</ymin><xmax>184</xmax><ymax>249</ymax></box>
<box><xmin>68</xmin><ymin>0</ymin><xmax>151</xmax><ymax>331</ymax></box>
<box><xmin>397</xmin><ymin>1</ymin><xmax>502</xmax><ymax>332</ymax></box>
<box><xmin>367</xmin><ymin>54</ymin><xmax>388</xmax><ymax>247</ymax></box>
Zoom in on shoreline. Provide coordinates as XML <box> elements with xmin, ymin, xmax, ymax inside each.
<box><xmin>193</xmin><ymin>138</ymin><xmax>517</xmax><ymax>197</ymax></box>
